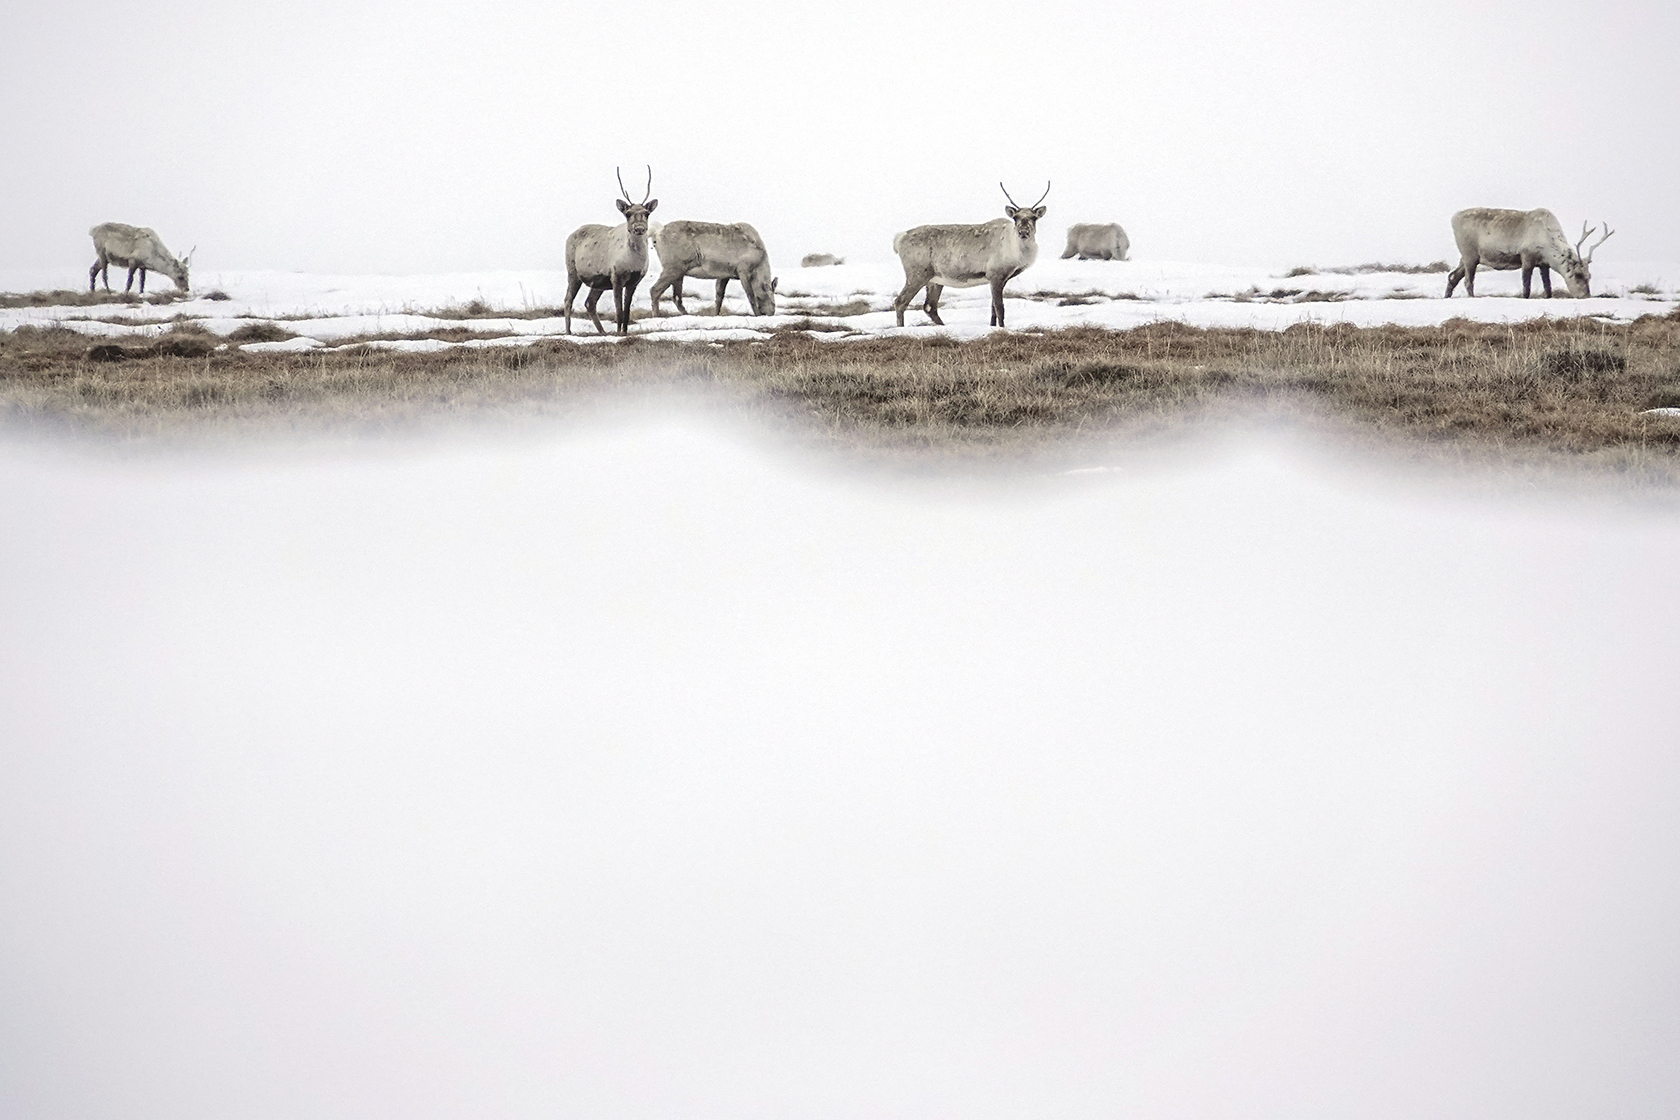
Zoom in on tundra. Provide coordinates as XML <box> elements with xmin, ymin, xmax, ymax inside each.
<box><xmin>648</xmin><ymin>220</ymin><xmax>778</xmax><ymax>316</ymax></box>
<box><xmin>891</xmin><ymin>182</ymin><xmax>1049</xmax><ymax>328</ymax></box>
<box><xmin>564</xmin><ymin>167</ymin><xmax>658</xmax><ymax>335</ymax></box>
<box><xmin>1445</xmin><ymin>208</ymin><xmax>1613</xmax><ymax>298</ymax></box>
<box><xmin>88</xmin><ymin>223</ymin><xmax>191</xmax><ymax>294</ymax></box>
<box><xmin>1061</xmin><ymin>222</ymin><xmax>1129</xmax><ymax>261</ymax></box>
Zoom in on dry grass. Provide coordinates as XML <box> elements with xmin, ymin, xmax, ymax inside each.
<box><xmin>1286</xmin><ymin>262</ymin><xmax>1454</xmax><ymax>277</ymax></box>
<box><xmin>6</xmin><ymin>313</ymin><xmax>1680</xmax><ymax>483</ymax></box>
<box><xmin>0</xmin><ymin>289</ymin><xmax>196</xmax><ymax>309</ymax></box>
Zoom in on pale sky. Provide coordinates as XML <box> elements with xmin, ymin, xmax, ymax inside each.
<box><xmin>3</xmin><ymin>0</ymin><xmax>1675</xmax><ymax>274</ymax></box>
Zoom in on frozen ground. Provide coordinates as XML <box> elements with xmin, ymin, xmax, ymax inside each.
<box><xmin>3</xmin><ymin>257</ymin><xmax>1676</xmax><ymax>350</ymax></box>
<box><xmin>2</xmin><ymin>414</ymin><xmax>1678</xmax><ymax>1120</ymax></box>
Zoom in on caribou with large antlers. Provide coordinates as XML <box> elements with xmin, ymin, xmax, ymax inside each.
<box><xmin>1444</xmin><ymin>208</ymin><xmax>1613</xmax><ymax>298</ymax></box>
<box><xmin>564</xmin><ymin>167</ymin><xmax>658</xmax><ymax>335</ymax></box>
<box><xmin>88</xmin><ymin>223</ymin><xmax>192</xmax><ymax>294</ymax></box>
<box><xmin>891</xmin><ymin>182</ymin><xmax>1049</xmax><ymax>328</ymax></box>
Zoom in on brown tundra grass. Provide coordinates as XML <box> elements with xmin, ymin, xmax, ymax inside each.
<box><xmin>4</xmin><ymin>312</ymin><xmax>1680</xmax><ymax>482</ymax></box>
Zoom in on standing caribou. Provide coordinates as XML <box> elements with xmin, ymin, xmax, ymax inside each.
<box><xmin>1445</xmin><ymin>208</ymin><xmax>1613</xmax><ymax>298</ymax></box>
<box><xmin>564</xmin><ymin>167</ymin><xmax>658</xmax><ymax>335</ymax></box>
<box><xmin>647</xmin><ymin>221</ymin><xmax>778</xmax><ymax>317</ymax></box>
<box><xmin>891</xmin><ymin>182</ymin><xmax>1049</xmax><ymax>328</ymax></box>
<box><xmin>1061</xmin><ymin>222</ymin><xmax>1129</xmax><ymax>261</ymax></box>
<box><xmin>88</xmin><ymin>223</ymin><xmax>192</xmax><ymax>294</ymax></box>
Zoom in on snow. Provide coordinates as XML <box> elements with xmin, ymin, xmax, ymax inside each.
<box><xmin>4</xmin><ymin>259</ymin><xmax>1674</xmax><ymax>349</ymax></box>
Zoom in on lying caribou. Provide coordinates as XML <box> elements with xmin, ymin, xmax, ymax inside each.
<box><xmin>648</xmin><ymin>221</ymin><xmax>778</xmax><ymax>316</ymax></box>
<box><xmin>1061</xmin><ymin>222</ymin><xmax>1129</xmax><ymax>261</ymax></box>
<box><xmin>891</xmin><ymin>182</ymin><xmax>1049</xmax><ymax>328</ymax></box>
<box><xmin>564</xmin><ymin>167</ymin><xmax>658</xmax><ymax>335</ymax></box>
<box><xmin>1445</xmin><ymin>208</ymin><xmax>1613</xmax><ymax>298</ymax></box>
<box><xmin>89</xmin><ymin>223</ymin><xmax>192</xmax><ymax>294</ymax></box>
<box><xmin>801</xmin><ymin>253</ymin><xmax>844</xmax><ymax>268</ymax></box>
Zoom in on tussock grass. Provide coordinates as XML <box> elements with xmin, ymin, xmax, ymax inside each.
<box><xmin>1287</xmin><ymin>262</ymin><xmax>1454</xmax><ymax>277</ymax></box>
<box><xmin>6</xmin><ymin>313</ymin><xmax>1680</xmax><ymax>484</ymax></box>
<box><xmin>0</xmin><ymin>289</ymin><xmax>193</xmax><ymax>309</ymax></box>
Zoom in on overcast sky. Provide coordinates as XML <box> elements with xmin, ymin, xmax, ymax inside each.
<box><xmin>4</xmin><ymin>0</ymin><xmax>1676</xmax><ymax>274</ymax></box>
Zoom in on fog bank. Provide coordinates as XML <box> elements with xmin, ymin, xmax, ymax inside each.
<box><xmin>2</xmin><ymin>419</ymin><xmax>1678</xmax><ymax>1119</ymax></box>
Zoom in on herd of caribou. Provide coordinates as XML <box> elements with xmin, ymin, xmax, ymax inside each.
<box><xmin>86</xmin><ymin>169</ymin><xmax>1616</xmax><ymax>334</ymax></box>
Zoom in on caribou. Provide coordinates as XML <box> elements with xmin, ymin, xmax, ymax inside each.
<box><xmin>564</xmin><ymin>167</ymin><xmax>658</xmax><ymax>335</ymax></box>
<box><xmin>647</xmin><ymin>221</ymin><xmax>778</xmax><ymax>316</ymax></box>
<box><xmin>1061</xmin><ymin>222</ymin><xmax>1129</xmax><ymax>261</ymax></box>
<box><xmin>88</xmin><ymin>223</ymin><xmax>192</xmax><ymax>294</ymax></box>
<box><xmin>801</xmin><ymin>253</ymin><xmax>844</xmax><ymax>268</ymax></box>
<box><xmin>1445</xmin><ymin>208</ymin><xmax>1613</xmax><ymax>299</ymax></box>
<box><xmin>891</xmin><ymin>182</ymin><xmax>1049</xmax><ymax>328</ymax></box>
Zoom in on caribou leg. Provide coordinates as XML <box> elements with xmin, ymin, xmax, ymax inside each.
<box><xmin>673</xmin><ymin>276</ymin><xmax>687</xmax><ymax>315</ymax></box>
<box><xmin>923</xmin><ymin>283</ymin><xmax>945</xmax><ymax>326</ymax></box>
<box><xmin>583</xmin><ymin>286</ymin><xmax>607</xmax><ymax>335</ymax></box>
<box><xmin>892</xmin><ymin>272</ymin><xmax>931</xmax><ymax>327</ymax></box>
<box><xmin>1462</xmin><ymin>260</ymin><xmax>1477</xmax><ymax>297</ymax></box>
<box><xmin>714</xmin><ymin>278</ymin><xmax>730</xmax><ymax>315</ymax></box>
<box><xmin>89</xmin><ymin>259</ymin><xmax>102</xmax><ymax>292</ymax></box>
<box><xmin>616</xmin><ymin>274</ymin><xmax>643</xmax><ymax>335</ymax></box>
<box><xmin>1539</xmin><ymin>264</ymin><xmax>1553</xmax><ymax>298</ymax></box>
<box><xmin>1521</xmin><ymin>262</ymin><xmax>1534</xmax><ymax>299</ymax></box>
<box><xmin>990</xmin><ymin>275</ymin><xmax>1008</xmax><ymax>328</ymax></box>
<box><xmin>124</xmin><ymin>265</ymin><xmax>139</xmax><ymax>293</ymax></box>
<box><xmin>563</xmin><ymin>273</ymin><xmax>583</xmax><ymax>334</ymax></box>
<box><xmin>1445</xmin><ymin>265</ymin><xmax>1464</xmax><ymax>298</ymax></box>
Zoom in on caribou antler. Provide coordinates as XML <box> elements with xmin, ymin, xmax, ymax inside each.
<box><xmin>1000</xmin><ymin>181</ymin><xmax>1051</xmax><ymax>209</ymax></box>
<box><xmin>1583</xmin><ymin>221</ymin><xmax>1614</xmax><ymax>265</ymax></box>
<box><xmin>1575</xmin><ymin>221</ymin><xmax>1595</xmax><ymax>258</ymax></box>
<box><xmin>618</xmin><ymin>164</ymin><xmax>653</xmax><ymax>204</ymax></box>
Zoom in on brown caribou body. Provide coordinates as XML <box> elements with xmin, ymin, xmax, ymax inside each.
<box><xmin>1061</xmin><ymin>222</ymin><xmax>1129</xmax><ymax>261</ymax></box>
<box><xmin>564</xmin><ymin>168</ymin><xmax>658</xmax><ymax>335</ymax></box>
<box><xmin>648</xmin><ymin>220</ymin><xmax>777</xmax><ymax>316</ymax></box>
<box><xmin>891</xmin><ymin>183</ymin><xmax>1049</xmax><ymax>328</ymax></box>
<box><xmin>1445</xmin><ymin>208</ymin><xmax>1612</xmax><ymax>298</ymax></box>
<box><xmin>88</xmin><ymin>223</ymin><xmax>192</xmax><ymax>294</ymax></box>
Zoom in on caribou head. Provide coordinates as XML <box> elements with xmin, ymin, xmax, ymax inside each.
<box><xmin>1000</xmin><ymin>181</ymin><xmax>1050</xmax><ymax>242</ymax></box>
<box><xmin>1567</xmin><ymin>221</ymin><xmax>1614</xmax><ymax>297</ymax></box>
<box><xmin>615</xmin><ymin>165</ymin><xmax>658</xmax><ymax>237</ymax></box>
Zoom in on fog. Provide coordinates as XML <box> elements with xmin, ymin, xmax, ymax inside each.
<box><xmin>2</xmin><ymin>414</ymin><xmax>1678</xmax><ymax>1118</ymax></box>
<box><xmin>4</xmin><ymin>0</ymin><xmax>1676</xmax><ymax>274</ymax></box>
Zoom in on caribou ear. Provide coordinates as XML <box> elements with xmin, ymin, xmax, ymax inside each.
<box><xmin>1031</xmin><ymin>206</ymin><xmax>1047</xmax><ymax>219</ymax></box>
<box><xmin>645</xmin><ymin>198</ymin><xmax>657</xmax><ymax>214</ymax></box>
<box><xmin>771</xmin><ymin>277</ymin><xmax>779</xmax><ymax>293</ymax></box>
<box><xmin>1004</xmin><ymin>205</ymin><xmax>1021</xmax><ymax>218</ymax></box>
<box><xmin>616</xmin><ymin>198</ymin><xmax>630</xmax><ymax>214</ymax></box>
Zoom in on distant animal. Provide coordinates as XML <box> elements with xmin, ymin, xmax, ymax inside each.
<box><xmin>1061</xmin><ymin>223</ymin><xmax>1129</xmax><ymax>261</ymax></box>
<box><xmin>891</xmin><ymin>182</ymin><xmax>1049</xmax><ymax>328</ymax></box>
<box><xmin>1445</xmin><ymin>208</ymin><xmax>1613</xmax><ymax>298</ymax></box>
<box><xmin>564</xmin><ymin>167</ymin><xmax>658</xmax><ymax>334</ymax></box>
<box><xmin>88</xmin><ymin>223</ymin><xmax>192</xmax><ymax>294</ymax></box>
<box><xmin>648</xmin><ymin>220</ymin><xmax>778</xmax><ymax>316</ymax></box>
<box><xmin>801</xmin><ymin>253</ymin><xmax>845</xmax><ymax>268</ymax></box>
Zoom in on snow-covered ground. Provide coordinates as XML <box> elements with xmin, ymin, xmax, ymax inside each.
<box><xmin>3</xmin><ymin>258</ymin><xmax>1676</xmax><ymax>351</ymax></box>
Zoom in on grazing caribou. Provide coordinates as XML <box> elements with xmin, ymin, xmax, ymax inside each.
<box><xmin>564</xmin><ymin>167</ymin><xmax>658</xmax><ymax>335</ymax></box>
<box><xmin>801</xmin><ymin>253</ymin><xmax>844</xmax><ymax>268</ymax></box>
<box><xmin>891</xmin><ymin>182</ymin><xmax>1049</xmax><ymax>328</ymax></box>
<box><xmin>648</xmin><ymin>220</ymin><xmax>778</xmax><ymax>316</ymax></box>
<box><xmin>88</xmin><ymin>223</ymin><xmax>192</xmax><ymax>294</ymax></box>
<box><xmin>1061</xmin><ymin>222</ymin><xmax>1129</xmax><ymax>261</ymax></box>
<box><xmin>1445</xmin><ymin>208</ymin><xmax>1613</xmax><ymax>298</ymax></box>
